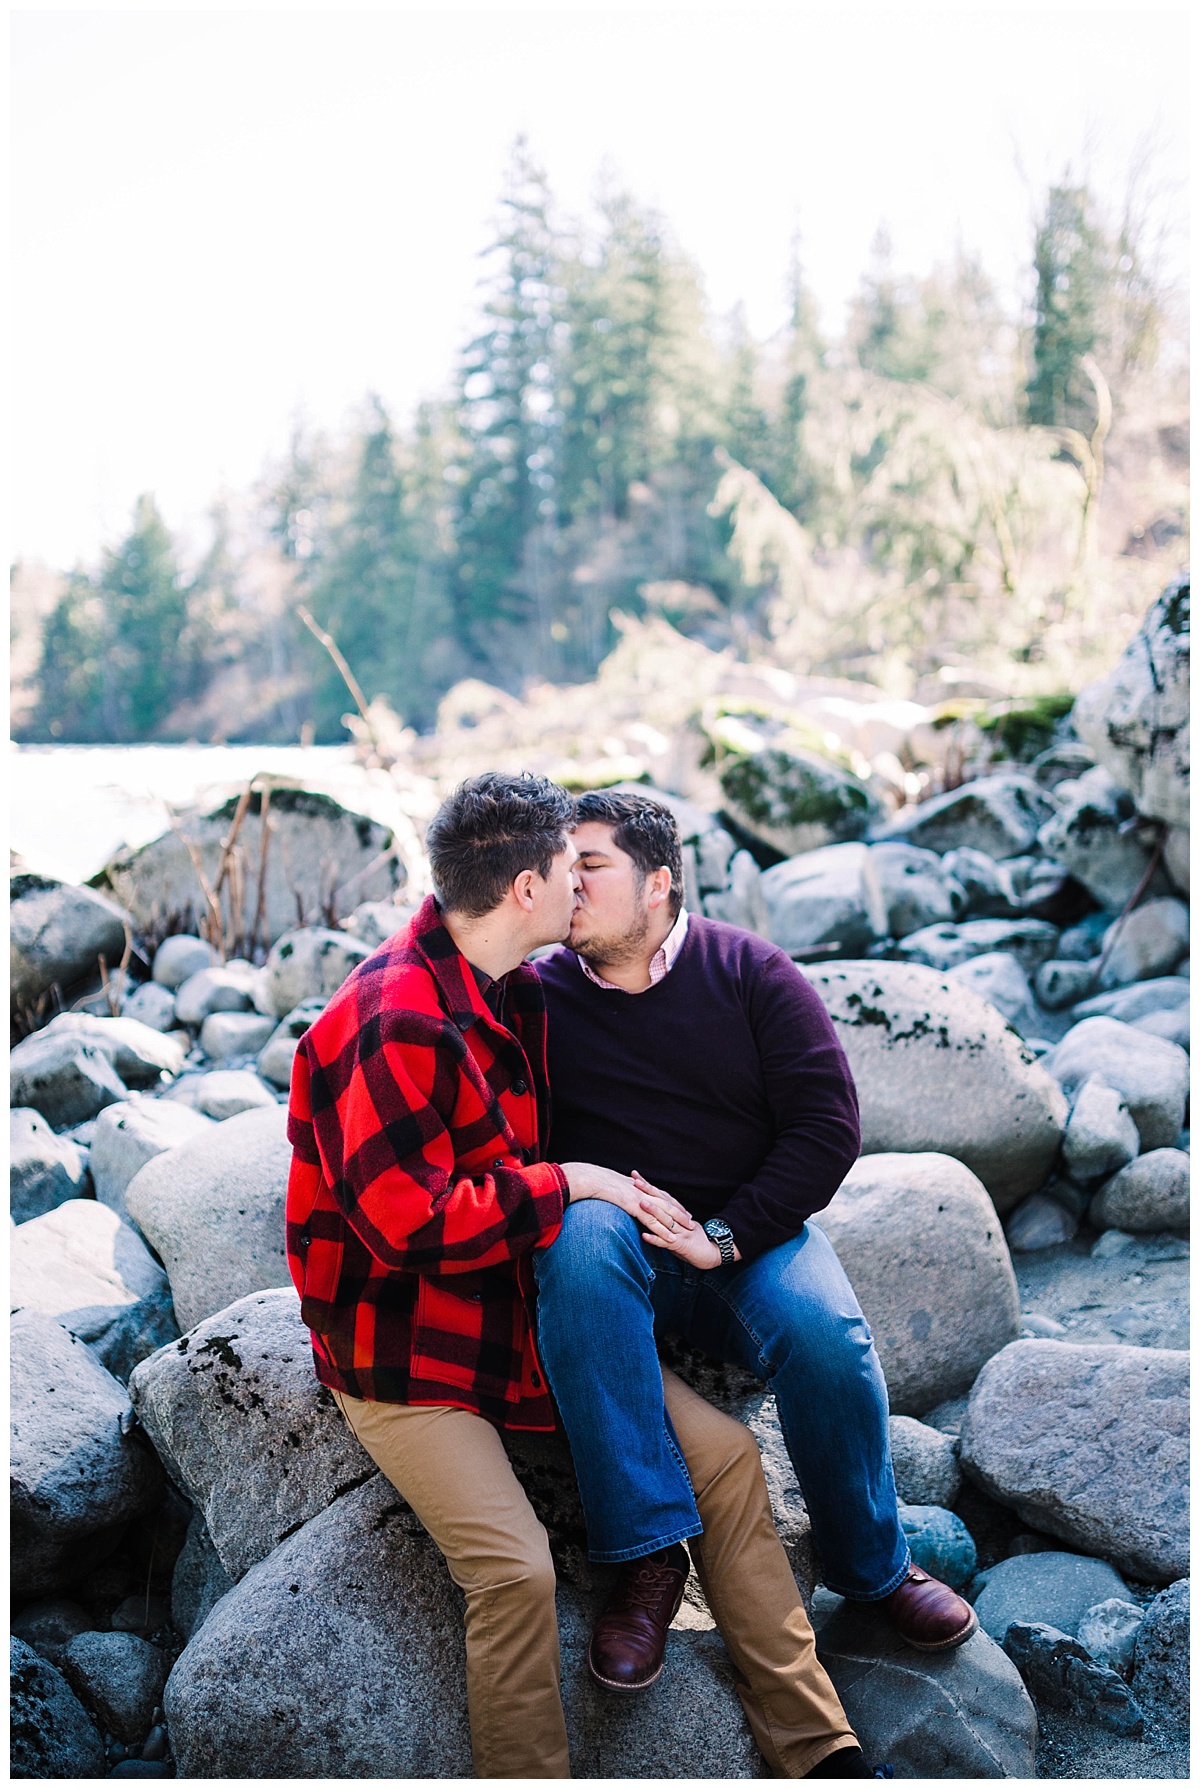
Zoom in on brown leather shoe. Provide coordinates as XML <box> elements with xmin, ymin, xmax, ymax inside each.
<box><xmin>587</xmin><ymin>1545</ymin><xmax>690</xmax><ymax>1691</ymax></box>
<box><xmin>882</xmin><ymin>1564</ymin><xmax>978</xmax><ymax>1651</ymax></box>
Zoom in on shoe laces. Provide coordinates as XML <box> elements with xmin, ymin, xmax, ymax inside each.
<box><xmin>614</xmin><ymin>1559</ymin><xmax>680</xmax><ymax>1613</ymax></box>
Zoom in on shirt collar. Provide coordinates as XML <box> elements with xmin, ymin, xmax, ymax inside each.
<box><xmin>577</xmin><ymin>907</ymin><xmax>690</xmax><ymax>992</ymax></box>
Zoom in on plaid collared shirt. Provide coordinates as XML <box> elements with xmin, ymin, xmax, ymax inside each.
<box><xmin>285</xmin><ymin>895</ymin><xmax>567</xmax><ymax>1428</ymax></box>
<box><xmin>577</xmin><ymin>907</ymin><xmax>690</xmax><ymax>990</ymax></box>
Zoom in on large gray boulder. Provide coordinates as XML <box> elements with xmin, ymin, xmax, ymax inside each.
<box><xmin>1041</xmin><ymin>1016</ymin><xmax>1189</xmax><ymax>1151</ymax></box>
<box><xmin>815</xmin><ymin>1153</ymin><xmax>1019</xmax><ymax>1415</ymax></box>
<box><xmin>172</xmin><ymin>960</ymin><xmax>259</xmax><ymax>1027</ymax></box>
<box><xmin>716</xmin><ymin>734</ymin><xmax>880</xmax><ymax>859</ymax></box>
<box><xmin>341</xmin><ymin>900</ymin><xmax>418</xmax><ymax>949</ymax></box>
<box><xmin>889</xmin><ymin>917</ymin><xmax>1060</xmax><ymax>978</ymax></box>
<box><xmin>152</xmin><ymin>933</ymin><xmax>217</xmax><ymax>990</ymax></box>
<box><xmin>1061</xmin><ymin>1075</ymin><xmax>1140</xmax><ymax>1183</ymax></box>
<box><xmin>102</xmin><ymin>788</ymin><xmax>404</xmax><ymax>947</ymax></box>
<box><xmin>1091</xmin><ymin>1149</ymin><xmax>1191</xmax><ymax>1234</ymax></box>
<box><xmin>124</xmin><ymin>1104</ymin><xmax>292</xmax><ymax>1330</ymax></box>
<box><xmin>10</xmin><ymin>872</ymin><xmax>132</xmax><ymax>1012</ymax></box>
<box><xmin>11</xmin><ymin>1309</ymin><xmax>163</xmax><ymax>1598</ymax></box>
<box><xmin>257</xmin><ymin>998</ymin><xmax>327</xmax><ymax>1090</ymax></box>
<box><xmin>960</xmin><ymin>1340</ymin><xmax>1189</xmax><ymax>1583</ymax></box>
<box><xmin>701</xmin><ymin>848</ymin><xmax>769</xmax><ymax>936</ymax></box>
<box><xmin>89</xmin><ymin>1097</ymin><xmax>216</xmax><ymax>1219</ymax></box>
<box><xmin>971</xmin><ymin>1551</ymin><xmax>1131</xmax><ymax>1641</ymax></box>
<box><xmin>1075</xmin><ymin>1597</ymin><xmax>1145</xmax><ymax>1675</ymax></box>
<box><xmin>59</xmin><ymin>1630</ymin><xmax>168</xmax><ymax>1743</ymax></box>
<box><xmin>9</xmin><ymin>1030</ymin><xmax>128</xmax><ymax>1129</ymax></box>
<box><xmin>120</xmin><ymin>979</ymin><xmax>179</xmax><ymax>1031</ymax></box>
<box><xmin>1132</xmin><ymin>1005</ymin><xmax>1190</xmax><ymax>1051</ymax></box>
<box><xmin>198</xmin><ymin>1010</ymin><xmax>276</xmax><ymax>1062</ymax></box>
<box><xmin>1001</xmin><ymin>1621</ymin><xmax>1144</xmax><ymax>1737</ymax></box>
<box><xmin>945</xmin><ymin>952</ymin><xmax>1044</xmax><ymax>1041</ymax></box>
<box><xmin>10</xmin><ymin>1598</ymin><xmax>93</xmax><ymax>1668</ymax></box>
<box><xmin>887</xmin><ymin>1415</ymin><xmax>961</xmax><ymax>1508</ymax></box>
<box><xmin>130</xmin><ymin>1288</ymin><xmax>375</xmax><ymax>1582</ymax></box>
<box><xmin>761</xmin><ymin>843</ymin><xmax>885</xmax><ymax>959</ymax></box>
<box><xmin>1071</xmin><ymin>975</ymin><xmax>1190</xmax><ymax>1025</ymax></box>
<box><xmin>806</xmin><ymin>962</ymin><xmax>1067</xmax><ymax>1212</ymax></box>
<box><xmin>165</xmin><ymin>1067</ymin><xmax>278</xmax><ymax>1120</ymax></box>
<box><xmin>1036</xmin><ymin>766</ymin><xmax>1171</xmax><ymax>910</ymax></box>
<box><xmin>1096</xmin><ymin>897</ymin><xmax>1190</xmax><ymax>988</ymax></box>
<box><xmin>868</xmin><ymin>842</ymin><xmax>967</xmax><ymax>938</ymax></box>
<box><xmin>10</xmin><ymin>1637</ymin><xmax>107</xmax><ymax>1779</ymax></box>
<box><xmin>1071</xmin><ymin>575</ymin><xmax>1189</xmax><ymax>830</ymax></box>
<box><xmin>812</xmin><ymin>1601</ymin><xmax>1037</xmax><ymax>1777</ymax></box>
<box><xmin>263</xmin><ymin>926</ymin><xmax>371</xmax><ymax>1019</ymax></box>
<box><xmin>10</xmin><ymin>1199</ymin><xmax>175</xmax><ymax>1377</ymax></box>
<box><xmin>874</xmin><ymin>773</ymin><xmax>1056</xmax><ymax>859</ymax></box>
<box><xmin>1131</xmin><ymin>1578</ymin><xmax>1189</xmax><ymax>1728</ymax></box>
<box><xmin>10</xmin><ymin>1107</ymin><xmax>89</xmax><ymax>1222</ymax></box>
<box><xmin>38</xmin><ymin>1011</ymin><xmax>186</xmax><ymax>1087</ymax></box>
<box><xmin>165</xmin><ymin>1472</ymin><xmax>763</xmax><ymax>1779</ymax></box>
<box><xmin>171</xmin><ymin>1512</ymin><xmax>236</xmax><ymax>1640</ymax></box>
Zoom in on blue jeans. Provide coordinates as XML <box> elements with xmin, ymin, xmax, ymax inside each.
<box><xmin>534</xmin><ymin>1201</ymin><xmax>911</xmax><ymax>1599</ymax></box>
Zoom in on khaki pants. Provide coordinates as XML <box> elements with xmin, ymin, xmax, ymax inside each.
<box><xmin>334</xmin><ymin>1367</ymin><xmax>857</xmax><ymax>1779</ymax></box>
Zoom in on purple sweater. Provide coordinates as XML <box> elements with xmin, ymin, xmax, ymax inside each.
<box><xmin>536</xmin><ymin>916</ymin><xmax>861</xmax><ymax>1261</ymax></box>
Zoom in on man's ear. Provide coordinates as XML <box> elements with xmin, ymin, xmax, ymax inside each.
<box><xmin>512</xmin><ymin>867</ymin><xmax>538</xmax><ymax>913</ymax></box>
<box><xmin>646</xmin><ymin>866</ymin><xmax>673</xmax><ymax>910</ymax></box>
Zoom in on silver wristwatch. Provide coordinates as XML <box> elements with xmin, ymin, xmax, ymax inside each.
<box><xmin>703</xmin><ymin>1217</ymin><xmax>737</xmax><ymax>1266</ymax></box>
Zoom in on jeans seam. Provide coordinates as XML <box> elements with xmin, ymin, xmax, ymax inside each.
<box><xmin>702</xmin><ymin>1277</ymin><xmax>777</xmax><ymax>1378</ymax></box>
<box><xmin>588</xmin><ymin>1520</ymin><xmax>704</xmax><ymax>1565</ymax></box>
<box><xmin>829</xmin><ymin>1549</ymin><xmax>913</xmax><ymax>1602</ymax></box>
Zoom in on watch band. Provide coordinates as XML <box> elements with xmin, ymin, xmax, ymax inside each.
<box><xmin>703</xmin><ymin>1218</ymin><xmax>737</xmax><ymax>1266</ymax></box>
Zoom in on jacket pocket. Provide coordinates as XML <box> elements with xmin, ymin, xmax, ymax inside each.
<box><xmin>411</xmin><ymin>1275</ymin><xmax>523</xmax><ymax>1401</ymax></box>
<box><xmin>296</xmin><ymin>1231</ymin><xmax>345</xmax><ymax>1333</ymax></box>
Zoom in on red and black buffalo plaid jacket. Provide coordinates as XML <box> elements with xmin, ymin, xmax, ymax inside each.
<box><xmin>285</xmin><ymin>895</ymin><xmax>567</xmax><ymax>1429</ymax></box>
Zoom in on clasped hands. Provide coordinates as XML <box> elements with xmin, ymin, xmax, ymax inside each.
<box><xmin>562</xmin><ymin>1161</ymin><xmax>723</xmax><ymax>1269</ymax></box>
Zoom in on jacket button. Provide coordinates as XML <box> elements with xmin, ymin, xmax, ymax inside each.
<box><xmin>531</xmin><ymin>1370</ymin><xmax>541</xmax><ymax>1389</ymax></box>
<box><xmin>511</xmin><ymin>1079</ymin><xmax>528</xmax><ymax>1096</ymax></box>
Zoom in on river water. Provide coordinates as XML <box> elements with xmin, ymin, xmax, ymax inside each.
<box><xmin>9</xmin><ymin>742</ymin><xmax>438</xmax><ymax>886</ymax></box>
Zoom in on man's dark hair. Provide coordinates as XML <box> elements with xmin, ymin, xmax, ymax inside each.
<box><xmin>427</xmin><ymin>772</ymin><xmax>575</xmax><ymax>918</ymax></box>
<box><xmin>572</xmin><ymin>789</ymin><xmax>685</xmax><ymax>917</ymax></box>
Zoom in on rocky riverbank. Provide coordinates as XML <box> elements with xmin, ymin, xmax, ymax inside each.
<box><xmin>10</xmin><ymin>579</ymin><xmax>1189</xmax><ymax>1778</ymax></box>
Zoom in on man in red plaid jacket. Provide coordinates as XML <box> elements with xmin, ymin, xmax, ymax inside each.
<box><xmin>286</xmin><ymin>772</ymin><xmax>863</xmax><ymax>1780</ymax></box>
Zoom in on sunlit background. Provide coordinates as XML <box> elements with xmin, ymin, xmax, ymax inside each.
<box><xmin>10</xmin><ymin>2</ymin><xmax>1190</xmax><ymax>867</ymax></box>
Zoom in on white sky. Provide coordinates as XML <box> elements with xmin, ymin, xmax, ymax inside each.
<box><xmin>11</xmin><ymin>2</ymin><xmax>1190</xmax><ymax>570</ymax></box>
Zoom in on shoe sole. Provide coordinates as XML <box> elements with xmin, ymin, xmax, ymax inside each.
<box><xmin>586</xmin><ymin>1579</ymin><xmax>688</xmax><ymax>1693</ymax></box>
<box><xmin>897</xmin><ymin>1607</ymin><xmax>979</xmax><ymax>1652</ymax></box>
<box><xmin>587</xmin><ymin>1653</ymin><xmax>666</xmax><ymax>1693</ymax></box>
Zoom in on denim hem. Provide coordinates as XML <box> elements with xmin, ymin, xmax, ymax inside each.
<box><xmin>826</xmin><ymin>1546</ymin><xmax>913</xmax><ymax>1603</ymax></box>
<box><xmin>587</xmin><ymin>1521</ymin><xmax>704</xmax><ymax>1565</ymax></box>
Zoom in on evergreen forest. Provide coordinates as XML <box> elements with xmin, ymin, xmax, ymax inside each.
<box><xmin>12</xmin><ymin>144</ymin><xmax>1189</xmax><ymax>747</ymax></box>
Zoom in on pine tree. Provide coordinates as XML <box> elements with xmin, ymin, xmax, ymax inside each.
<box><xmin>557</xmin><ymin>190</ymin><xmax>675</xmax><ymax>526</ymax></box>
<box><xmin>29</xmin><ymin>571</ymin><xmax>105</xmax><ymax>740</ymax></box>
<box><xmin>1026</xmin><ymin>183</ymin><xmax>1110</xmax><ymax>430</ymax></box>
<box><xmin>449</xmin><ymin>138</ymin><xmax>563</xmax><ymax>669</ymax></box>
<box><xmin>302</xmin><ymin>398</ymin><xmax>459</xmax><ymax>734</ymax></box>
<box><xmin>849</xmin><ymin>226</ymin><xmax>934</xmax><ymax>383</ymax></box>
<box><xmin>96</xmin><ymin>494</ymin><xmax>190</xmax><ymax>739</ymax></box>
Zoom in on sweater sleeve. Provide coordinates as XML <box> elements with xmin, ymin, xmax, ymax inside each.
<box><xmin>717</xmin><ymin>953</ymin><xmax>861</xmax><ymax>1261</ymax></box>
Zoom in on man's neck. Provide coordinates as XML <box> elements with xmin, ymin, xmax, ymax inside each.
<box><xmin>441</xmin><ymin>909</ymin><xmax>529</xmax><ymax>983</ymax></box>
<box><xmin>582</xmin><ymin>909</ymin><xmax>676</xmax><ymax>993</ymax></box>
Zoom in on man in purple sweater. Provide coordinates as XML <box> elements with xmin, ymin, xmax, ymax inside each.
<box><xmin>533</xmin><ymin>790</ymin><xmax>976</xmax><ymax>1693</ymax></box>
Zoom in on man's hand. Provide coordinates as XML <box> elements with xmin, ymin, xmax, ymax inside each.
<box><xmin>633</xmin><ymin>1170</ymin><xmax>733</xmax><ymax>1269</ymax></box>
<box><xmin>562</xmin><ymin>1162</ymin><xmax>695</xmax><ymax>1233</ymax></box>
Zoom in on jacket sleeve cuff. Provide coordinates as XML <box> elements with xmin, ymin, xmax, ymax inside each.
<box><xmin>522</xmin><ymin>1159</ymin><xmax>568</xmax><ymax>1248</ymax></box>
